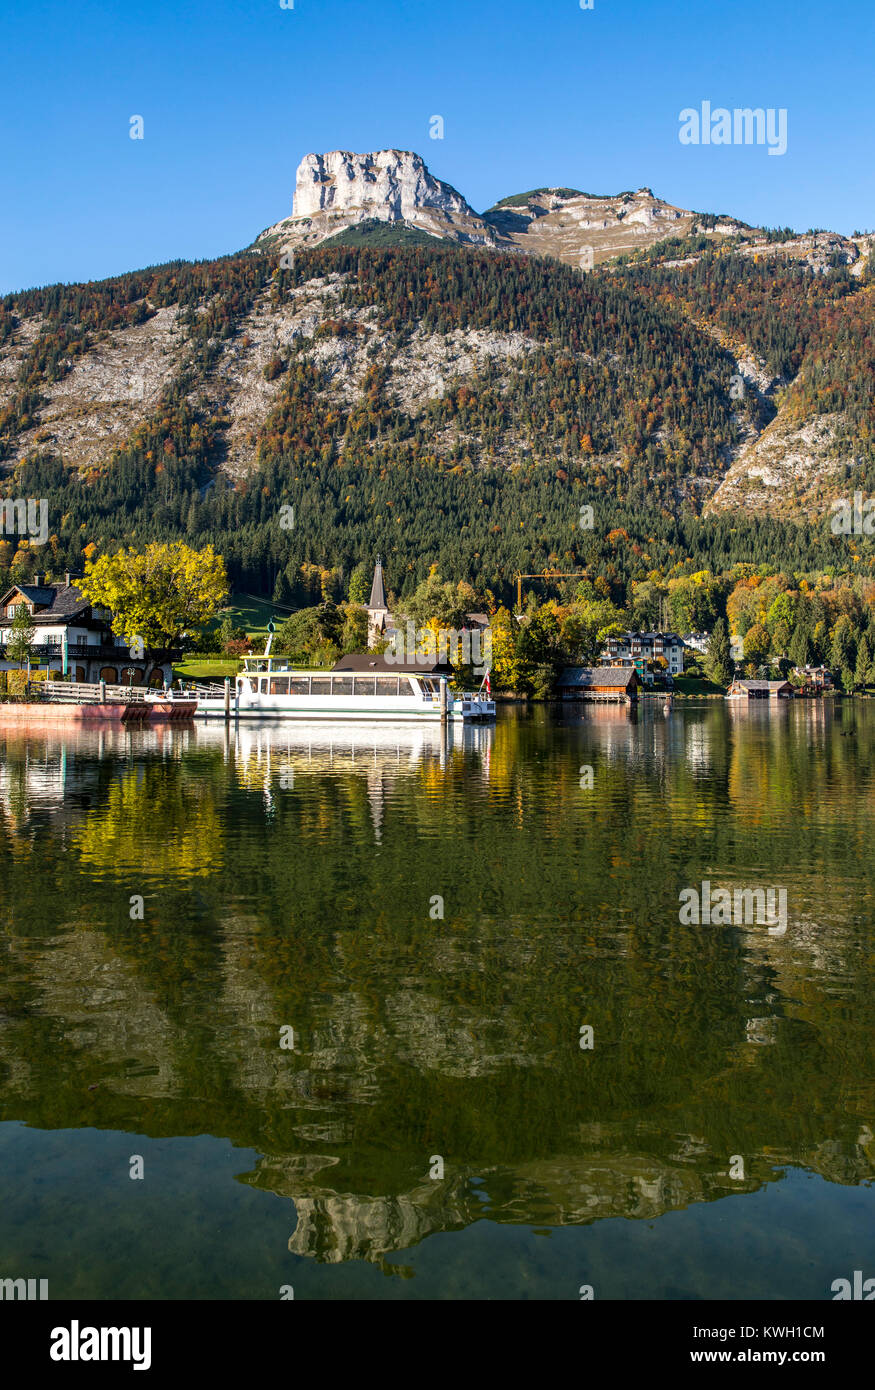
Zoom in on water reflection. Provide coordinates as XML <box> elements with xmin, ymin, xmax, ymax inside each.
<box><xmin>0</xmin><ymin>703</ymin><xmax>873</xmax><ymax>1294</ymax></box>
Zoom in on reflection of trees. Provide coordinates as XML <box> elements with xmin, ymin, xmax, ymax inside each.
<box><xmin>70</xmin><ymin>765</ymin><xmax>224</xmax><ymax>878</ymax></box>
<box><xmin>1</xmin><ymin>709</ymin><xmax>875</xmax><ymax>1268</ymax></box>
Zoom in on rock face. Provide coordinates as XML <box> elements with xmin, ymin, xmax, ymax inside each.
<box><xmin>293</xmin><ymin>149</ymin><xmax>470</xmax><ymax>222</ymax></box>
<box><xmin>255</xmin><ymin>149</ymin><xmax>867</xmax><ymax>276</ymax></box>
<box><xmin>482</xmin><ymin>186</ymin><xmax>703</xmax><ymax>265</ymax></box>
<box><xmin>257</xmin><ymin>149</ymin><xmax>499</xmax><ymax>254</ymax></box>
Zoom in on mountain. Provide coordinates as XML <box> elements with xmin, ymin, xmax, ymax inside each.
<box><xmin>1</xmin><ymin>148</ymin><xmax>874</xmax><ymax>598</ymax></box>
<box><xmin>256</xmin><ymin>149</ymin><xmax>500</xmax><ymax>254</ymax></box>
<box><xmin>256</xmin><ymin>149</ymin><xmax>869</xmax><ymax>273</ymax></box>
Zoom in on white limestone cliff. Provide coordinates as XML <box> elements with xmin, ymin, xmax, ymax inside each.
<box><xmin>257</xmin><ymin>149</ymin><xmax>498</xmax><ymax>252</ymax></box>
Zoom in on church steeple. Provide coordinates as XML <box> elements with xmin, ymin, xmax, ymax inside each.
<box><xmin>368</xmin><ymin>555</ymin><xmax>387</xmax><ymax>612</ymax></box>
<box><xmin>366</xmin><ymin>556</ymin><xmax>392</xmax><ymax>648</ymax></box>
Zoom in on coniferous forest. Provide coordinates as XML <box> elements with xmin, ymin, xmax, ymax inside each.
<box><xmin>1</xmin><ymin>241</ymin><xmax>873</xmax><ymax>607</ymax></box>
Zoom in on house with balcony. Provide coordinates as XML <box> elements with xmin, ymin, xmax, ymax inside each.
<box><xmin>599</xmin><ymin>631</ymin><xmax>685</xmax><ymax>682</ymax></box>
<box><xmin>0</xmin><ymin>573</ymin><xmax>174</xmax><ymax>686</ymax></box>
<box><xmin>792</xmin><ymin>664</ymin><xmax>834</xmax><ymax>692</ymax></box>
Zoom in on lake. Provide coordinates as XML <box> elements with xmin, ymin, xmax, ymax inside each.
<box><xmin>1</xmin><ymin>701</ymin><xmax>873</xmax><ymax>1300</ymax></box>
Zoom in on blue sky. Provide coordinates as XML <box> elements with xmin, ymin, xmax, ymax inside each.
<box><xmin>2</xmin><ymin>0</ymin><xmax>872</xmax><ymax>293</ymax></box>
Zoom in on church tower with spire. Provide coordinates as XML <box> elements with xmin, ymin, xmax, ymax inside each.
<box><xmin>366</xmin><ymin>555</ymin><xmax>392</xmax><ymax>648</ymax></box>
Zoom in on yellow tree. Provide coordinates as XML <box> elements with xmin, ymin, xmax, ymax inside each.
<box><xmin>77</xmin><ymin>541</ymin><xmax>228</xmax><ymax>658</ymax></box>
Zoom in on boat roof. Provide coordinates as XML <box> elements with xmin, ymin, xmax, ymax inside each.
<box><xmin>241</xmin><ymin>656</ymin><xmax>434</xmax><ymax>678</ymax></box>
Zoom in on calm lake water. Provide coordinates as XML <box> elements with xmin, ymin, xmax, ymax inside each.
<box><xmin>1</xmin><ymin>701</ymin><xmax>873</xmax><ymax>1300</ymax></box>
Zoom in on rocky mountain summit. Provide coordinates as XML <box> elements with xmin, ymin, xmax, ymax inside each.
<box><xmin>257</xmin><ymin>149</ymin><xmax>499</xmax><ymax>254</ymax></box>
<box><xmin>255</xmin><ymin>149</ymin><xmax>868</xmax><ymax>272</ymax></box>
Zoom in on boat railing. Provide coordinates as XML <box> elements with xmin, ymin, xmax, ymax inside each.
<box><xmin>187</xmin><ymin>682</ymin><xmax>227</xmax><ymax>700</ymax></box>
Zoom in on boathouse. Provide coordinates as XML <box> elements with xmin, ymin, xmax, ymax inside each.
<box><xmin>558</xmin><ymin>666</ymin><xmax>639</xmax><ymax>702</ymax></box>
<box><xmin>727</xmin><ymin>678</ymin><xmax>793</xmax><ymax>700</ymax></box>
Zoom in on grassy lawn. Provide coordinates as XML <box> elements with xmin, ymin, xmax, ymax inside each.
<box><xmin>672</xmin><ymin>674</ymin><xmax>725</xmax><ymax>696</ymax></box>
<box><xmin>216</xmin><ymin>592</ymin><xmax>294</xmax><ymax>642</ymax></box>
<box><xmin>173</xmin><ymin>657</ymin><xmax>238</xmax><ymax>681</ymax></box>
<box><xmin>175</xmin><ymin>593</ymin><xmax>295</xmax><ymax>681</ymax></box>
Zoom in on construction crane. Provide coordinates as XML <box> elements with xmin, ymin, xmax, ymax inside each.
<box><xmin>514</xmin><ymin>570</ymin><xmax>590</xmax><ymax>610</ymax></box>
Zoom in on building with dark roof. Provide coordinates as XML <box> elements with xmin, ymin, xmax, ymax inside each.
<box><xmin>558</xmin><ymin>666</ymin><xmax>640</xmax><ymax>701</ymax></box>
<box><xmin>0</xmin><ymin>573</ymin><xmax>175</xmax><ymax>685</ymax></box>
<box><xmin>727</xmin><ymin>678</ymin><xmax>793</xmax><ymax>700</ymax></box>
<box><xmin>600</xmin><ymin>631</ymin><xmax>685</xmax><ymax>677</ymax></box>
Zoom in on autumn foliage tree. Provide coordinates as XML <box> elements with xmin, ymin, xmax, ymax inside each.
<box><xmin>77</xmin><ymin>541</ymin><xmax>228</xmax><ymax>658</ymax></box>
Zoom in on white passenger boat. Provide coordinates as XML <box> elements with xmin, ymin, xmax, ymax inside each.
<box><xmin>191</xmin><ymin>655</ymin><xmax>496</xmax><ymax>722</ymax></box>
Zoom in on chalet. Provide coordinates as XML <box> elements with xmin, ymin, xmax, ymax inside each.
<box><xmin>600</xmin><ymin>631</ymin><xmax>685</xmax><ymax>677</ymax></box>
<box><xmin>0</xmin><ymin>573</ymin><xmax>174</xmax><ymax>686</ymax></box>
<box><xmin>792</xmin><ymin>664</ymin><xmax>833</xmax><ymax>691</ymax></box>
<box><xmin>558</xmin><ymin>666</ymin><xmax>640</xmax><ymax>702</ymax></box>
<box><xmin>727</xmin><ymin>678</ymin><xmax>794</xmax><ymax>700</ymax></box>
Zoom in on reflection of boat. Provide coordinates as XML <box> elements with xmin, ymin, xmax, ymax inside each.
<box><xmin>194</xmin><ymin>716</ymin><xmax>493</xmax><ymax>767</ymax></box>
<box><xmin>192</xmin><ymin>656</ymin><xmax>495</xmax><ymax>723</ymax></box>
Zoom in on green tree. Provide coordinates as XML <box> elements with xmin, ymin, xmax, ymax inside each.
<box><xmin>742</xmin><ymin>622</ymin><xmax>771</xmax><ymax>667</ymax></box>
<box><xmin>275</xmin><ymin>602</ymin><xmax>342</xmax><ymax>666</ymax></box>
<box><xmin>854</xmin><ymin>632</ymin><xmax>873</xmax><ymax>691</ymax></box>
<box><xmin>7</xmin><ymin>602</ymin><xmax>35</xmax><ymax>669</ymax></box>
<box><xmin>706</xmin><ymin>617</ymin><xmax>734</xmax><ymax>687</ymax></box>
<box><xmin>348</xmin><ymin>563</ymin><xmax>371</xmax><ymax>606</ymax></box>
<box><xmin>788</xmin><ymin>621</ymin><xmax>812</xmax><ymax>669</ymax></box>
<box><xmin>830</xmin><ymin>615</ymin><xmax>857</xmax><ymax>690</ymax></box>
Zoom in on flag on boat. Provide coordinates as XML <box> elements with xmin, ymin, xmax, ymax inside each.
<box><xmin>485</xmin><ymin>671</ymin><xmax>491</xmax><ymax>696</ymax></box>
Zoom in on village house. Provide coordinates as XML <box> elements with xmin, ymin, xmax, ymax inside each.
<box><xmin>600</xmin><ymin>631</ymin><xmax>685</xmax><ymax>679</ymax></box>
<box><xmin>558</xmin><ymin>666</ymin><xmax>640</xmax><ymax>702</ymax></box>
<box><xmin>792</xmin><ymin>664</ymin><xmax>834</xmax><ymax>692</ymax></box>
<box><xmin>0</xmin><ymin>573</ymin><xmax>174</xmax><ymax>686</ymax></box>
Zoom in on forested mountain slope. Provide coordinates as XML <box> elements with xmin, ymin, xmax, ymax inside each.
<box><xmin>1</xmin><ymin>237</ymin><xmax>873</xmax><ymax>599</ymax></box>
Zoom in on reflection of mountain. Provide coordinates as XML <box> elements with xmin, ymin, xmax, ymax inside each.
<box><xmin>238</xmin><ymin>1131</ymin><xmax>875</xmax><ymax>1269</ymax></box>
<box><xmin>1</xmin><ymin>706</ymin><xmax>874</xmax><ymax>1277</ymax></box>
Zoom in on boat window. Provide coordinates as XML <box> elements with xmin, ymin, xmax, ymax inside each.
<box><xmin>375</xmin><ymin>677</ymin><xmax>400</xmax><ymax>696</ymax></box>
<box><xmin>289</xmin><ymin>678</ymin><xmax>310</xmax><ymax>696</ymax></box>
<box><xmin>420</xmin><ymin>678</ymin><xmax>437</xmax><ymax>694</ymax></box>
<box><xmin>269</xmin><ymin>677</ymin><xmax>289</xmax><ymax>695</ymax></box>
<box><xmin>331</xmin><ymin>676</ymin><xmax>353</xmax><ymax>695</ymax></box>
<box><xmin>398</xmin><ymin>678</ymin><xmax>416</xmax><ymax>697</ymax></box>
<box><xmin>259</xmin><ymin>678</ymin><xmax>269</xmax><ymax>692</ymax></box>
<box><xmin>353</xmin><ymin>677</ymin><xmax>376</xmax><ymax>696</ymax></box>
<box><xmin>310</xmin><ymin>678</ymin><xmax>331</xmax><ymax>697</ymax></box>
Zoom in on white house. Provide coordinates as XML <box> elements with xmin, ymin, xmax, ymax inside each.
<box><xmin>0</xmin><ymin>573</ymin><xmax>173</xmax><ymax>685</ymax></box>
<box><xmin>600</xmin><ymin>631</ymin><xmax>685</xmax><ymax>677</ymax></box>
